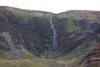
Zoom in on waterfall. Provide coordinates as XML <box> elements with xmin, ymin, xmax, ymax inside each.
<box><xmin>49</xmin><ymin>16</ymin><xmax>57</xmax><ymax>49</ymax></box>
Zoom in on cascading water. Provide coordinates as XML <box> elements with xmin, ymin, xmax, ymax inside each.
<box><xmin>49</xmin><ymin>16</ymin><xmax>57</xmax><ymax>49</ymax></box>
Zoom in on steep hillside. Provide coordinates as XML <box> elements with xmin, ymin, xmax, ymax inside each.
<box><xmin>0</xmin><ymin>6</ymin><xmax>100</xmax><ymax>67</ymax></box>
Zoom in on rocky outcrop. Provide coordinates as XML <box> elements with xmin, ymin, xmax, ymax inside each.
<box><xmin>80</xmin><ymin>45</ymin><xmax>100</xmax><ymax>67</ymax></box>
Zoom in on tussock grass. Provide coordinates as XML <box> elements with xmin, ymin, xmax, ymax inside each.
<box><xmin>0</xmin><ymin>59</ymin><xmax>50</xmax><ymax>67</ymax></box>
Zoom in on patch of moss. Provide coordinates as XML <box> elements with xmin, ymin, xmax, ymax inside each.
<box><xmin>66</xmin><ymin>18</ymin><xmax>82</xmax><ymax>33</ymax></box>
<box><xmin>45</xmin><ymin>51</ymin><xmax>62</xmax><ymax>58</ymax></box>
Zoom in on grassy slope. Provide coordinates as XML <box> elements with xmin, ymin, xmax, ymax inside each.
<box><xmin>0</xmin><ymin>58</ymin><xmax>71</xmax><ymax>67</ymax></box>
<box><xmin>66</xmin><ymin>17</ymin><xmax>82</xmax><ymax>33</ymax></box>
<box><xmin>0</xmin><ymin>59</ymin><xmax>49</xmax><ymax>67</ymax></box>
<box><xmin>5</xmin><ymin>6</ymin><xmax>53</xmax><ymax>23</ymax></box>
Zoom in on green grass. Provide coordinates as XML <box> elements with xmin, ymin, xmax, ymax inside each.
<box><xmin>6</xmin><ymin>7</ymin><xmax>45</xmax><ymax>23</ymax></box>
<box><xmin>64</xmin><ymin>39</ymin><xmax>97</xmax><ymax>61</ymax></box>
<box><xmin>0</xmin><ymin>59</ymin><xmax>51</xmax><ymax>67</ymax></box>
<box><xmin>44</xmin><ymin>51</ymin><xmax>63</xmax><ymax>58</ymax></box>
<box><xmin>66</xmin><ymin>18</ymin><xmax>82</xmax><ymax>33</ymax></box>
<box><xmin>0</xmin><ymin>58</ymin><xmax>72</xmax><ymax>67</ymax></box>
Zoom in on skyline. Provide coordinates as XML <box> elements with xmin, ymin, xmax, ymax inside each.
<box><xmin>0</xmin><ymin>0</ymin><xmax>100</xmax><ymax>13</ymax></box>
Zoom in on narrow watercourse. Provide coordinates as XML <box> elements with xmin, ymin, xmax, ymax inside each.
<box><xmin>49</xmin><ymin>16</ymin><xmax>57</xmax><ymax>49</ymax></box>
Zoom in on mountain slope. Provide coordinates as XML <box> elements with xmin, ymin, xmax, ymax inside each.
<box><xmin>0</xmin><ymin>6</ymin><xmax>100</xmax><ymax>67</ymax></box>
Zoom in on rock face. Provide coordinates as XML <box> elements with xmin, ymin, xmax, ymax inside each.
<box><xmin>0</xmin><ymin>6</ymin><xmax>100</xmax><ymax>59</ymax></box>
<box><xmin>79</xmin><ymin>45</ymin><xmax>100</xmax><ymax>67</ymax></box>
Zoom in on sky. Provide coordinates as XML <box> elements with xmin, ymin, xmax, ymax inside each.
<box><xmin>0</xmin><ymin>0</ymin><xmax>100</xmax><ymax>13</ymax></box>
